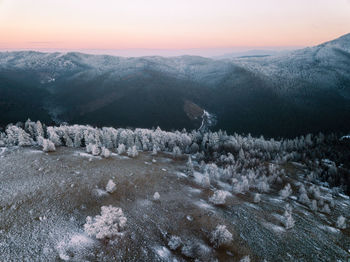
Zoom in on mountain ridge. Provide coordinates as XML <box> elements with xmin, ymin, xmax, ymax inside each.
<box><xmin>0</xmin><ymin>33</ymin><xmax>349</xmax><ymax>137</ymax></box>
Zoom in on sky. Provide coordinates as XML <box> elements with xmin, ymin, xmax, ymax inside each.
<box><xmin>0</xmin><ymin>0</ymin><xmax>350</xmax><ymax>56</ymax></box>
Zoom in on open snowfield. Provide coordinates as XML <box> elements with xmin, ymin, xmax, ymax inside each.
<box><xmin>0</xmin><ymin>146</ymin><xmax>349</xmax><ymax>261</ymax></box>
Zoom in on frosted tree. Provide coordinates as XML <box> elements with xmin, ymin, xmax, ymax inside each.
<box><xmin>117</xmin><ymin>144</ymin><xmax>126</xmax><ymax>155</ymax></box>
<box><xmin>310</xmin><ymin>199</ymin><xmax>318</xmax><ymax>211</ymax></box>
<box><xmin>336</xmin><ymin>216</ymin><xmax>346</xmax><ymax>229</ymax></box>
<box><xmin>91</xmin><ymin>144</ymin><xmax>100</xmax><ymax>156</ymax></box>
<box><xmin>210</xmin><ymin>225</ymin><xmax>233</xmax><ymax>248</ymax></box>
<box><xmin>151</xmin><ymin>145</ymin><xmax>158</xmax><ymax>155</ymax></box>
<box><xmin>35</xmin><ymin>121</ymin><xmax>44</xmax><ymax>139</ymax></box>
<box><xmin>298</xmin><ymin>184</ymin><xmax>310</xmax><ymax>204</ymax></box>
<box><xmin>168</xmin><ymin>236</ymin><xmax>182</xmax><ymax>250</ymax></box>
<box><xmin>47</xmin><ymin>127</ymin><xmax>61</xmax><ymax>146</ymax></box>
<box><xmin>309</xmin><ymin>185</ymin><xmax>321</xmax><ymax>200</ymax></box>
<box><xmin>280</xmin><ymin>183</ymin><xmax>292</xmax><ymax>199</ymax></box>
<box><xmin>18</xmin><ymin>128</ymin><xmax>33</xmax><ymax>146</ymax></box>
<box><xmin>84</xmin><ymin>205</ymin><xmax>127</xmax><ymax>240</ymax></box>
<box><xmin>24</xmin><ymin>119</ymin><xmax>36</xmax><ymax>138</ymax></box>
<box><xmin>127</xmin><ymin>145</ymin><xmax>138</xmax><ymax>158</ymax></box>
<box><xmin>74</xmin><ymin>131</ymin><xmax>82</xmax><ymax>148</ymax></box>
<box><xmin>201</xmin><ymin>172</ymin><xmax>211</xmax><ymax>188</ymax></box>
<box><xmin>238</xmin><ymin>148</ymin><xmax>245</xmax><ymax>160</ymax></box>
<box><xmin>106</xmin><ymin>179</ymin><xmax>116</xmax><ymax>193</ymax></box>
<box><xmin>186</xmin><ymin>156</ymin><xmax>194</xmax><ymax>176</ymax></box>
<box><xmin>42</xmin><ymin>139</ymin><xmax>56</xmax><ymax>152</ymax></box>
<box><xmin>257</xmin><ymin>179</ymin><xmax>270</xmax><ymax>193</ymax></box>
<box><xmin>153</xmin><ymin>192</ymin><xmax>160</xmax><ymax>201</ymax></box>
<box><xmin>101</xmin><ymin>147</ymin><xmax>111</xmax><ymax>158</ymax></box>
<box><xmin>63</xmin><ymin>132</ymin><xmax>73</xmax><ymax>147</ymax></box>
<box><xmin>283</xmin><ymin>204</ymin><xmax>295</xmax><ymax>229</ymax></box>
<box><xmin>209</xmin><ymin>190</ymin><xmax>229</xmax><ymax>205</ymax></box>
<box><xmin>86</xmin><ymin>143</ymin><xmax>93</xmax><ymax>154</ymax></box>
<box><xmin>321</xmin><ymin>204</ymin><xmax>330</xmax><ymax>214</ymax></box>
<box><xmin>172</xmin><ymin>146</ymin><xmax>182</xmax><ymax>158</ymax></box>
<box><xmin>254</xmin><ymin>193</ymin><xmax>261</xmax><ymax>203</ymax></box>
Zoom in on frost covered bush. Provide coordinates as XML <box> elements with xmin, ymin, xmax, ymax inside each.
<box><xmin>42</xmin><ymin>139</ymin><xmax>56</xmax><ymax>152</ymax></box>
<box><xmin>254</xmin><ymin>193</ymin><xmax>261</xmax><ymax>203</ymax></box>
<box><xmin>257</xmin><ymin>180</ymin><xmax>270</xmax><ymax>193</ymax></box>
<box><xmin>106</xmin><ymin>179</ymin><xmax>116</xmax><ymax>193</ymax></box>
<box><xmin>86</xmin><ymin>143</ymin><xmax>100</xmax><ymax>155</ymax></box>
<box><xmin>201</xmin><ymin>172</ymin><xmax>211</xmax><ymax>188</ymax></box>
<box><xmin>209</xmin><ymin>190</ymin><xmax>229</xmax><ymax>205</ymax></box>
<box><xmin>283</xmin><ymin>204</ymin><xmax>295</xmax><ymax>229</ymax></box>
<box><xmin>336</xmin><ymin>216</ymin><xmax>346</xmax><ymax>229</ymax></box>
<box><xmin>310</xmin><ymin>199</ymin><xmax>318</xmax><ymax>211</ymax></box>
<box><xmin>153</xmin><ymin>192</ymin><xmax>160</xmax><ymax>200</ymax></box>
<box><xmin>91</xmin><ymin>144</ymin><xmax>100</xmax><ymax>156</ymax></box>
<box><xmin>127</xmin><ymin>145</ymin><xmax>138</xmax><ymax>157</ymax></box>
<box><xmin>101</xmin><ymin>147</ymin><xmax>111</xmax><ymax>158</ymax></box>
<box><xmin>280</xmin><ymin>183</ymin><xmax>292</xmax><ymax>199</ymax></box>
<box><xmin>321</xmin><ymin>204</ymin><xmax>331</xmax><ymax>214</ymax></box>
<box><xmin>168</xmin><ymin>235</ymin><xmax>182</xmax><ymax>250</ymax></box>
<box><xmin>210</xmin><ymin>225</ymin><xmax>233</xmax><ymax>247</ymax></box>
<box><xmin>298</xmin><ymin>184</ymin><xmax>310</xmax><ymax>204</ymax></box>
<box><xmin>309</xmin><ymin>185</ymin><xmax>321</xmax><ymax>200</ymax></box>
<box><xmin>84</xmin><ymin>205</ymin><xmax>127</xmax><ymax>240</ymax></box>
<box><xmin>117</xmin><ymin>144</ymin><xmax>126</xmax><ymax>155</ymax></box>
<box><xmin>233</xmin><ymin>176</ymin><xmax>249</xmax><ymax>193</ymax></box>
<box><xmin>172</xmin><ymin>146</ymin><xmax>182</xmax><ymax>158</ymax></box>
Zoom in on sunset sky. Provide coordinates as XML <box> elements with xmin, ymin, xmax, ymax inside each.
<box><xmin>0</xmin><ymin>0</ymin><xmax>350</xmax><ymax>55</ymax></box>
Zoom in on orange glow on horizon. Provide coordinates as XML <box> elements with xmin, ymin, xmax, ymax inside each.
<box><xmin>0</xmin><ymin>0</ymin><xmax>349</xmax><ymax>50</ymax></box>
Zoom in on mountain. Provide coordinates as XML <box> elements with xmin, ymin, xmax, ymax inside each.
<box><xmin>212</xmin><ymin>49</ymin><xmax>282</xmax><ymax>59</ymax></box>
<box><xmin>0</xmin><ymin>33</ymin><xmax>349</xmax><ymax>137</ymax></box>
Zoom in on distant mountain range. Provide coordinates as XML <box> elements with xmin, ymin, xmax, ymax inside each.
<box><xmin>0</xmin><ymin>33</ymin><xmax>349</xmax><ymax>137</ymax></box>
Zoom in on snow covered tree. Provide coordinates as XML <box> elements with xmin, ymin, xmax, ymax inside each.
<box><xmin>91</xmin><ymin>144</ymin><xmax>100</xmax><ymax>156</ymax></box>
<box><xmin>127</xmin><ymin>145</ymin><xmax>138</xmax><ymax>158</ymax></box>
<box><xmin>117</xmin><ymin>144</ymin><xmax>126</xmax><ymax>155</ymax></box>
<box><xmin>35</xmin><ymin>121</ymin><xmax>44</xmax><ymax>139</ymax></box>
<box><xmin>168</xmin><ymin>236</ymin><xmax>182</xmax><ymax>250</ymax></box>
<box><xmin>210</xmin><ymin>225</ymin><xmax>233</xmax><ymax>247</ymax></box>
<box><xmin>153</xmin><ymin>192</ymin><xmax>160</xmax><ymax>201</ymax></box>
<box><xmin>101</xmin><ymin>147</ymin><xmax>111</xmax><ymax>158</ymax></box>
<box><xmin>74</xmin><ymin>131</ymin><xmax>82</xmax><ymax>148</ymax></box>
<box><xmin>209</xmin><ymin>190</ymin><xmax>229</xmax><ymax>205</ymax></box>
<box><xmin>238</xmin><ymin>148</ymin><xmax>245</xmax><ymax>160</ymax></box>
<box><xmin>336</xmin><ymin>216</ymin><xmax>346</xmax><ymax>229</ymax></box>
<box><xmin>201</xmin><ymin>172</ymin><xmax>210</xmax><ymax>188</ymax></box>
<box><xmin>283</xmin><ymin>204</ymin><xmax>295</xmax><ymax>229</ymax></box>
<box><xmin>106</xmin><ymin>179</ymin><xmax>116</xmax><ymax>193</ymax></box>
<box><xmin>42</xmin><ymin>139</ymin><xmax>56</xmax><ymax>152</ymax></box>
<box><xmin>151</xmin><ymin>145</ymin><xmax>158</xmax><ymax>155</ymax></box>
<box><xmin>63</xmin><ymin>132</ymin><xmax>73</xmax><ymax>147</ymax></box>
<box><xmin>172</xmin><ymin>146</ymin><xmax>182</xmax><ymax>158</ymax></box>
<box><xmin>47</xmin><ymin>127</ymin><xmax>62</xmax><ymax>146</ymax></box>
<box><xmin>254</xmin><ymin>193</ymin><xmax>261</xmax><ymax>203</ymax></box>
<box><xmin>84</xmin><ymin>205</ymin><xmax>127</xmax><ymax>240</ymax></box>
<box><xmin>298</xmin><ymin>184</ymin><xmax>310</xmax><ymax>204</ymax></box>
<box><xmin>280</xmin><ymin>183</ymin><xmax>292</xmax><ymax>199</ymax></box>
<box><xmin>310</xmin><ymin>199</ymin><xmax>318</xmax><ymax>211</ymax></box>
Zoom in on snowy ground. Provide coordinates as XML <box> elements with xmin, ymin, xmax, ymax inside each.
<box><xmin>0</xmin><ymin>147</ymin><xmax>349</xmax><ymax>261</ymax></box>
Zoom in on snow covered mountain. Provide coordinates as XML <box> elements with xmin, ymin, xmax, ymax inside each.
<box><xmin>0</xmin><ymin>33</ymin><xmax>349</xmax><ymax>137</ymax></box>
